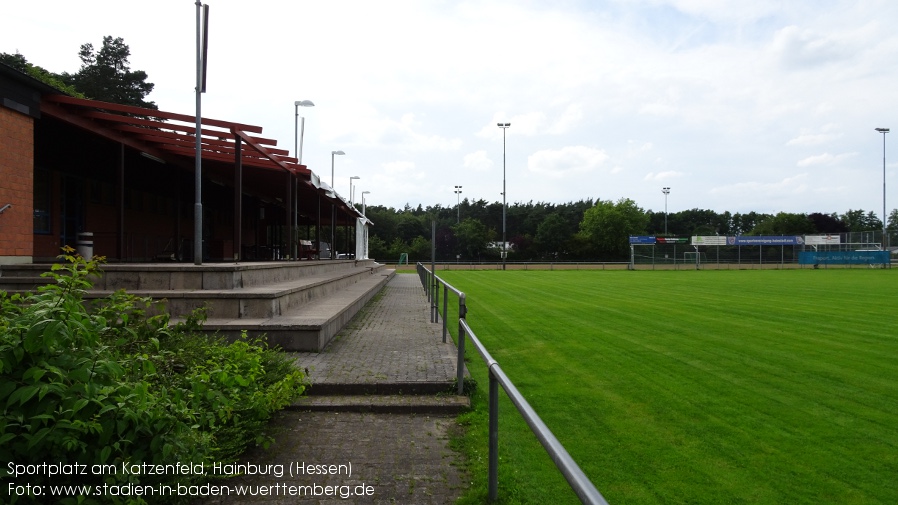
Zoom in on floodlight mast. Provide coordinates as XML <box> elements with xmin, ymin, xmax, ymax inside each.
<box><xmin>498</xmin><ymin>122</ymin><xmax>510</xmax><ymax>270</ymax></box>
<box><xmin>876</xmin><ymin>128</ymin><xmax>889</xmax><ymax>250</ymax></box>
<box><xmin>662</xmin><ymin>187</ymin><xmax>671</xmax><ymax>235</ymax></box>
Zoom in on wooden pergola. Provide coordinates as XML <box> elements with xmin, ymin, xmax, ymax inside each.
<box><xmin>39</xmin><ymin>95</ymin><xmax>362</xmax><ymax>261</ymax></box>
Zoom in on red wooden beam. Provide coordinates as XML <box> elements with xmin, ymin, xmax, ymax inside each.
<box><xmin>44</xmin><ymin>94</ymin><xmax>264</xmax><ymax>134</ymax></box>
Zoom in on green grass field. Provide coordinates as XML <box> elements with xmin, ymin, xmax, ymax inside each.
<box><xmin>434</xmin><ymin>269</ymin><xmax>898</xmax><ymax>505</ymax></box>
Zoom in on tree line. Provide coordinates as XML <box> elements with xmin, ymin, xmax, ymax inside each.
<box><xmin>363</xmin><ymin>198</ymin><xmax>898</xmax><ymax>262</ymax></box>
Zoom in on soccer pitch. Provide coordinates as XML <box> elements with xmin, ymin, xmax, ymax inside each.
<box><xmin>436</xmin><ymin>269</ymin><xmax>898</xmax><ymax>505</ymax></box>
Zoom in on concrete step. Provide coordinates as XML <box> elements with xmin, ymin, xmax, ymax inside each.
<box><xmin>196</xmin><ymin>269</ymin><xmax>396</xmax><ymax>351</ymax></box>
<box><xmin>304</xmin><ymin>380</ymin><xmax>455</xmax><ymax>396</ymax></box>
<box><xmin>0</xmin><ymin>276</ymin><xmax>48</xmax><ymax>291</ymax></box>
<box><xmin>89</xmin><ymin>264</ymin><xmax>387</xmax><ymax>319</ymax></box>
<box><xmin>0</xmin><ymin>259</ymin><xmax>381</xmax><ymax>294</ymax></box>
<box><xmin>290</xmin><ymin>394</ymin><xmax>470</xmax><ymax>415</ymax></box>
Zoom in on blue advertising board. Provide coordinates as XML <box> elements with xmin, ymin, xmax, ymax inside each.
<box><xmin>799</xmin><ymin>251</ymin><xmax>890</xmax><ymax>265</ymax></box>
<box><xmin>728</xmin><ymin>236</ymin><xmax>804</xmax><ymax>246</ymax></box>
<box><xmin>629</xmin><ymin>236</ymin><xmax>656</xmax><ymax>245</ymax></box>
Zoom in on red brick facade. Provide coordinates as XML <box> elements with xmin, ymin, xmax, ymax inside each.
<box><xmin>0</xmin><ymin>106</ymin><xmax>34</xmax><ymax>263</ymax></box>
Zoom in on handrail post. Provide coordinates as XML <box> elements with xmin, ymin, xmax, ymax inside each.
<box><xmin>442</xmin><ymin>284</ymin><xmax>449</xmax><ymax>343</ymax></box>
<box><xmin>488</xmin><ymin>365</ymin><xmax>499</xmax><ymax>502</ymax></box>
<box><xmin>457</xmin><ymin>292</ymin><xmax>467</xmax><ymax>395</ymax></box>
<box><xmin>432</xmin><ymin>273</ymin><xmax>439</xmax><ymax>323</ymax></box>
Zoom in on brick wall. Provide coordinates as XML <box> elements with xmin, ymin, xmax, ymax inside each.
<box><xmin>0</xmin><ymin>106</ymin><xmax>34</xmax><ymax>264</ymax></box>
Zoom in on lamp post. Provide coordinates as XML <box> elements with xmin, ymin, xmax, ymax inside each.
<box><xmin>454</xmin><ymin>185</ymin><xmax>463</xmax><ymax>223</ymax></box>
<box><xmin>330</xmin><ymin>150</ymin><xmax>345</xmax><ymax>259</ymax></box>
<box><xmin>362</xmin><ymin>191</ymin><xmax>371</xmax><ymax>260</ymax></box>
<box><xmin>876</xmin><ymin>128</ymin><xmax>889</xmax><ymax>249</ymax></box>
<box><xmin>294</xmin><ymin>100</ymin><xmax>315</xmax><ymax>164</ymax></box>
<box><xmin>291</xmin><ymin>100</ymin><xmax>314</xmax><ymax>260</ymax></box>
<box><xmin>350</xmin><ymin>176</ymin><xmax>360</xmax><ymax>206</ymax></box>
<box><xmin>498</xmin><ymin>122</ymin><xmax>510</xmax><ymax>270</ymax></box>
<box><xmin>662</xmin><ymin>187</ymin><xmax>670</xmax><ymax>235</ymax></box>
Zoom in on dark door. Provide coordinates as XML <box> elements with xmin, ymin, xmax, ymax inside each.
<box><xmin>61</xmin><ymin>176</ymin><xmax>84</xmax><ymax>250</ymax></box>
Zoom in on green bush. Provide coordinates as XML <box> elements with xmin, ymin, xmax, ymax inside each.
<box><xmin>0</xmin><ymin>249</ymin><xmax>306</xmax><ymax>504</ymax></box>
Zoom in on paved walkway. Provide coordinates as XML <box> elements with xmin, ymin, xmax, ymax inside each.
<box><xmin>196</xmin><ymin>274</ymin><xmax>469</xmax><ymax>504</ymax></box>
<box><xmin>291</xmin><ymin>273</ymin><xmax>459</xmax><ymax>392</ymax></box>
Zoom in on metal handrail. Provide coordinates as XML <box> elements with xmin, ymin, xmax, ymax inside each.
<box><xmin>416</xmin><ymin>262</ymin><xmax>609</xmax><ymax>505</ymax></box>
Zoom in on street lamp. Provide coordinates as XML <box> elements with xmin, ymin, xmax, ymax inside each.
<box><xmin>454</xmin><ymin>185</ymin><xmax>463</xmax><ymax>223</ymax></box>
<box><xmin>294</xmin><ymin>100</ymin><xmax>315</xmax><ymax>164</ymax></box>
<box><xmin>361</xmin><ymin>191</ymin><xmax>371</xmax><ymax>216</ymax></box>
<box><xmin>330</xmin><ymin>150</ymin><xmax>345</xmax><ymax>259</ymax></box>
<box><xmin>331</xmin><ymin>150</ymin><xmax>345</xmax><ymax>187</ymax></box>
<box><xmin>876</xmin><ymin>128</ymin><xmax>889</xmax><ymax>249</ymax></box>
<box><xmin>350</xmin><ymin>176</ymin><xmax>360</xmax><ymax>206</ymax></box>
<box><xmin>291</xmin><ymin>100</ymin><xmax>314</xmax><ymax>260</ymax></box>
<box><xmin>498</xmin><ymin>122</ymin><xmax>510</xmax><ymax>270</ymax></box>
<box><xmin>662</xmin><ymin>187</ymin><xmax>670</xmax><ymax>235</ymax></box>
<box><xmin>361</xmin><ymin>191</ymin><xmax>371</xmax><ymax>260</ymax></box>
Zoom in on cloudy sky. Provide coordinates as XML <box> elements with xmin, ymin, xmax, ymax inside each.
<box><xmin>4</xmin><ymin>0</ymin><xmax>898</xmax><ymax>217</ymax></box>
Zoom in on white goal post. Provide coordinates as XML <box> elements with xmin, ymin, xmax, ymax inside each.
<box><xmin>683</xmin><ymin>251</ymin><xmax>707</xmax><ymax>264</ymax></box>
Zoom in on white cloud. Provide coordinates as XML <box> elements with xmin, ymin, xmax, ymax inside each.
<box><xmin>546</xmin><ymin>104</ymin><xmax>585</xmax><ymax>135</ymax></box>
<box><xmin>796</xmin><ymin>152</ymin><xmax>857</xmax><ymax>167</ymax></box>
<box><xmin>463</xmin><ymin>150</ymin><xmax>494</xmax><ymax>172</ymax></box>
<box><xmin>770</xmin><ymin>25</ymin><xmax>852</xmax><ymax>68</ymax></box>
<box><xmin>644</xmin><ymin>171</ymin><xmax>684</xmax><ymax>182</ymax></box>
<box><xmin>710</xmin><ymin>173</ymin><xmax>810</xmax><ymax>197</ymax></box>
<box><xmin>786</xmin><ymin>133</ymin><xmax>842</xmax><ymax>147</ymax></box>
<box><xmin>382</xmin><ymin>161</ymin><xmax>417</xmax><ymax>176</ymax></box>
<box><xmin>528</xmin><ymin>146</ymin><xmax>610</xmax><ymax>179</ymax></box>
<box><xmin>631</xmin><ymin>0</ymin><xmax>784</xmax><ymax>24</ymax></box>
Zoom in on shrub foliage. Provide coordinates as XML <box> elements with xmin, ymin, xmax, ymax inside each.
<box><xmin>0</xmin><ymin>249</ymin><xmax>306</xmax><ymax>504</ymax></box>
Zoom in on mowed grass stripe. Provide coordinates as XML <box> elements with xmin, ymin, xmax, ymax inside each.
<box><xmin>438</xmin><ymin>269</ymin><xmax>898</xmax><ymax>504</ymax></box>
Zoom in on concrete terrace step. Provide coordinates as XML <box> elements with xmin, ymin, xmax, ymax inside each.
<box><xmin>304</xmin><ymin>380</ymin><xmax>456</xmax><ymax>396</ymax></box>
<box><xmin>198</xmin><ymin>269</ymin><xmax>396</xmax><ymax>351</ymax></box>
<box><xmin>290</xmin><ymin>394</ymin><xmax>470</xmax><ymax>415</ymax></box>
<box><xmin>0</xmin><ymin>259</ymin><xmax>380</xmax><ymax>294</ymax></box>
<box><xmin>88</xmin><ymin>264</ymin><xmax>387</xmax><ymax>319</ymax></box>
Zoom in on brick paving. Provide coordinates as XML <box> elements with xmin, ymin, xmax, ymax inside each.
<box><xmin>290</xmin><ymin>274</ymin><xmax>459</xmax><ymax>391</ymax></box>
<box><xmin>194</xmin><ymin>274</ymin><xmax>469</xmax><ymax>504</ymax></box>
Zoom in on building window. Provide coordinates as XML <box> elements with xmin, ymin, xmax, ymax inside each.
<box><xmin>33</xmin><ymin>168</ymin><xmax>51</xmax><ymax>234</ymax></box>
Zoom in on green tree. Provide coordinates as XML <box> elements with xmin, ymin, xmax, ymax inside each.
<box><xmin>808</xmin><ymin>212</ymin><xmax>848</xmax><ymax>233</ymax></box>
<box><xmin>61</xmin><ymin>36</ymin><xmax>156</xmax><ymax>108</ymax></box>
<box><xmin>0</xmin><ymin>52</ymin><xmax>83</xmax><ymax>96</ymax></box>
<box><xmin>535</xmin><ymin>212</ymin><xmax>571</xmax><ymax>258</ymax></box>
<box><xmin>367</xmin><ymin>235</ymin><xmax>389</xmax><ymax>261</ymax></box>
<box><xmin>0</xmin><ymin>52</ymin><xmax>28</xmax><ymax>71</ymax></box>
<box><xmin>750</xmin><ymin>212</ymin><xmax>815</xmax><ymax>235</ymax></box>
<box><xmin>408</xmin><ymin>236</ymin><xmax>432</xmax><ymax>261</ymax></box>
<box><xmin>396</xmin><ymin>212</ymin><xmax>426</xmax><ymax>244</ymax></box>
<box><xmin>453</xmin><ymin>218</ymin><xmax>492</xmax><ymax>260</ymax></box>
<box><xmin>730</xmin><ymin>212</ymin><xmax>770</xmax><ymax>235</ymax></box>
<box><xmin>888</xmin><ymin>209</ymin><xmax>898</xmax><ymax>233</ymax></box>
<box><xmin>579</xmin><ymin>198</ymin><xmax>649</xmax><ymax>259</ymax></box>
<box><xmin>839</xmin><ymin>209</ymin><xmax>881</xmax><ymax>232</ymax></box>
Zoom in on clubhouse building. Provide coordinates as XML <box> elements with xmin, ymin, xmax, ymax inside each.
<box><xmin>0</xmin><ymin>62</ymin><xmax>367</xmax><ymax>266</ymax></box>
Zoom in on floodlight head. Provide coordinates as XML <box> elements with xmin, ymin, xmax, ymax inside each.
<box><xmin>497</xmin><ymin>122</ymin><xmax>511</xmax><ymax>128</ymax></box>
<box><xmin>295</xmin><ymin>100</ymin><xmax>315</xmax><ymax>107</ymax></box>
<box><xmin>350</xmin><ymin>176</ymin><xmax>360</xmax><ymax>180</ymax></box>
<box><xmin>332</xmin><ymin>150</ymin><xmax>345</xmax><ymax>155</ymax></box>
<box><xmin>876</xmin><ymin>127</ymin><xmax>890</xmax><ymax>133</ymax></box>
